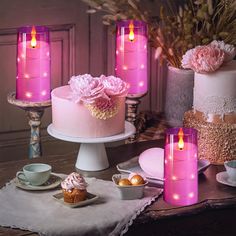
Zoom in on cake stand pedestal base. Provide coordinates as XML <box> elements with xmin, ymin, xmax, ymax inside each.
<box><xmin>77</xmin><ymin>143</ymin><xmax>108</xmax><ymax>171</ymax></box>
<box><xmin>47</xmin><ymin>121</ymin><xmax>135</xmax><ymax>171</ymax></box>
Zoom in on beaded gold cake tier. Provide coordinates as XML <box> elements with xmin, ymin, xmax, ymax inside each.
<box><xmin>183</xmin><ymin>110</ymin><xmax>236</xmax><ymax>165</ymax></box>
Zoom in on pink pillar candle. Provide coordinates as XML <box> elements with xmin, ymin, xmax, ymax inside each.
<box><xmin>164</xmin><ymin>128</ymin><xmax>198</xmax><ymax>206</ymax></box>
<box><xmin>16</xmin><ymin>26</ymin><xmax>51</xmax><ymax>102</ymax></box>
<box><xmin>116</xmin><ymin>20</ymin><xmax>147</xmax><ymax>96</ymax></box>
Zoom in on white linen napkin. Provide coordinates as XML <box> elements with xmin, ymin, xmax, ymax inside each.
<box><xmin>0</xmin><ymin>174</ymin><xmax>162</xmax><ymax>236</ymax></box>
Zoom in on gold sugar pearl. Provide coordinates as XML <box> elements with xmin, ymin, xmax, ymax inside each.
<box><xmin>130</xmin><ymin>175</ymin><xmax>145</xmax><ymax>186</ymax></box>
<box><xmin>118</xmin><ymin>178</ymin><xmax>132</xmax><ymax>186</ymax></box>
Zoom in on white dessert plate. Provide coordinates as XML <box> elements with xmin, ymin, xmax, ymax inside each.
<box><xmin>53</xmin><ymin>192</ymin><xmax>99</xmax><ymax>208</ymax></box>
<box><xmin>216</xmin><ymin>171</ymin><xmax>236</xmax><ymax>187</ymax></box>
<box><xmin>117</xmin><ymin>156</ymin><xmax>210</xmax><ymax>185</ymax></box>
<box><xmin>14</xmin><ymin>173</ymin><xmax>62</xmax><ymax>191</ymax></box>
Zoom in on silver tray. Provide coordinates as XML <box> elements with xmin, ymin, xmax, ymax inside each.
<box><xmin>117</xmin><ymin>156</ymin><xmax>210</xmax><ymax>185</ymax></box>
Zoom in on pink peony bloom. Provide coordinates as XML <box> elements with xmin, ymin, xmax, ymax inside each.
<box><xmin>181</xmin><ymin>45</ymin><xmax>225</xmax><ymax>73</ymax></box>
<box><xmin>68</xmin><ymin>74</ymin><xmax>129</xmax><ymax>104</ymax></box>
<box><xmin>101</xmin><ymin>75</ymin><xmax>129</xmax><ymax>97</ymax></box>
<box><xmin>210</xmin><ymin>40</ymin><xmax>236</xmax><ymax>62</ymax></box>
<box><xmin>181</xmin><ymin>48</ymin><xmax>196</xmax><ymax>69</ymax></box>
<box><xmin>69</xmin><ymin>74</ymin><xmax>106</xmax><ymax>103</ymax></box>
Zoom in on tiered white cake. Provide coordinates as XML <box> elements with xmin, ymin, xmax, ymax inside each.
<box><xmin>184</xmin><ymin>60</ymin><xmax>236</xmax><ymax>164</ymax></box>
<box><xmin>182</xmin><ymin>40</ymin><xmax>236</xmax><ymax>164</ymax></box>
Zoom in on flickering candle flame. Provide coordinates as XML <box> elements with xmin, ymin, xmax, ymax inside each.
<box><xmin>31</xmin><ymin>26</ymin><xmax>37</xmax><ymax>48</ymax></box>
<box><xmin>128</xmin><ymin>21</ymin><xmax>134</xmax><ymax>41</ymax></box>
<box><xmin>178</xmin><ymin>128</ymin><xmax>184</xmax><ymax>150</ymax></box>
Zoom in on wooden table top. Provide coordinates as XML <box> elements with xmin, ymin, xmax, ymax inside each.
<box><xmin>0</xmin><ymin>140</ymin><xmax>236</xmax><ymax>236</ymax></box>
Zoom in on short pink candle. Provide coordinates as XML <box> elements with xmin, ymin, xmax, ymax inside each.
<box><xmin>116</xmin><ymin>20</ymin><xmax>147</xmax><ymax>96</ymax></box>
<box><xmin>16</xmin><ymin>26</ymin><xmax>50</xmax><ymax>102</ymax></box>
<box><xmin>164</xmin><ymin>128</ymin><xmax>198</xmax><ymax>206</ymax></box>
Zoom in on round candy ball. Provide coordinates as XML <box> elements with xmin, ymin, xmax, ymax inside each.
<box><xmin>118</xmin><ymin>178</ymin><xmax>132</xmax><ymax>186</ymax></box>
<box><xmin>130</xmin><ymin>174</ymin><xmax>145</xmax><ymax>186</ymax></box>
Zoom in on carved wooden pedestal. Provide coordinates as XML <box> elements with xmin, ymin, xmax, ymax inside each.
<box><xmin>126</xmin><ymin>94</ymin><xmax>146</xmax><ymax>143</ymax></box>
<box><xmin>7</xmin><ymin>92</ymin><xmax>51</xmax><ymax>159</ymax></box>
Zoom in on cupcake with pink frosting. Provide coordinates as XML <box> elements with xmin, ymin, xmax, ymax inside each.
<box><xmin>61</xmin><ymin>172</ymin><xmax>88</xmax><ymax>203</ymax></box>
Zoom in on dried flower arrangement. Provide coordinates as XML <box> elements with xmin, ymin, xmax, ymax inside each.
<box><xmin>82</xmin><ymin>0</ymin><xmax>236</xmax><ymax>68</ymax></box>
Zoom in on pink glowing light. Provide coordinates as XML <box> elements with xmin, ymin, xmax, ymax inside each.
<box><xmin>164</xmin><ymin>128</ymin><xmax>198</xmax><ymax>206</ymax></box>
<box><xmin>188</xmin><ymin>192</ymin><xmax>194</xmax><ymax>198</ymax></box>
<box><xmin>16</xmin><ymin>26</ymin><xmax>50</xmax><ymax>102</ymax></box>
<box><xmin>139</xmin><ymin>81</ymin><xmax>144</xmax><ymax>87</ymax></box>
<box><xmin>25</xmin><ymin>92</ymin><xmax>32</xmax><ymax>98</ymax></box>
<box><xmin>173</xmin><ymin>194</ymin><xmax>179</xmax><ymax>200</ymax></box>
<box><xmin>41</xmin><ymin>90</ymin><xmax>47</xmax><ymax>96</ymax></box>
<box><xmin>116</xmin><ymin>20</ymin><xmax>147</xmax><ymax>95</ymax></box>
<box><xmin>172</xmin><ymin>176</ymin><xmax>177</xmax><ymax>180</ymax></box>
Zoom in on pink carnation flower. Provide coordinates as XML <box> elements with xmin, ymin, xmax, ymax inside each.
<box><xmin>181</xmin><ymin>45</ymin><xmax>225</xmax><ymax>73</ymax></box>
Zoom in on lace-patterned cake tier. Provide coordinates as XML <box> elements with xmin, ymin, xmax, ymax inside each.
<box><xmin>184</xmin><ymin>110</ymin><xmax>236</xmax><ymax>164</ymax></box>
<box><xmin>193</xmin><ymin>96</ymin><xmax>236</xmax><ymax>115</ymax></box>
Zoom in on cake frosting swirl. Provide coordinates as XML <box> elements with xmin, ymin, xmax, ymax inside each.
<box><xmin>61</xmin><ymin>172</ymin><xmax>87</xmax><ymax>191</ymax></box>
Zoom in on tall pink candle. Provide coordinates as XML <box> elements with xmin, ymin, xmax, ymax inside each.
<box><xmin>16</xmin><ymin>26</ymin><xmax>50</xmax><ymax>102</ymax></box>
<box><xmin>164</xmin><ymin>128</ymin><xmax>198</xmax><ymax>206</ymax></box>
<box><xmin>116</xmin><ymin>20</ymin><xmax>147</xmax><ymax>96</ymax></box>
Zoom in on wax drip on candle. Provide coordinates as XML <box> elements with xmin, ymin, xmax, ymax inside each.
<box><xmin>178</xmin><ymin>128</ymin><xmax>184</xmax><ymax>150</ymax></box>
<box><xmin>31</xmin><ymin>26</ymin><xmax>37</xmax><ymax>48</ymax></box>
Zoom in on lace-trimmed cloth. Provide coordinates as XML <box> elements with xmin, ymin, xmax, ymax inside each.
<box><xmin>0</xmin><ymin>174</ymin><xmax>162</xmax><ymax>236</ymax></box>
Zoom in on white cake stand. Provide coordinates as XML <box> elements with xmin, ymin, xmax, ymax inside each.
<box><xmin>47</xmin><ymin>121</ymin><xmax>135</xmax><ymax>171</ymax></box>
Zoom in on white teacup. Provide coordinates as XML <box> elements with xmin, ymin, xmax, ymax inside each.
<box><xmin>224</xmin><ymin>160</ymin><xmax>236</xmax><ymax>183</ymax></box>
<box><xmin>16</xmin><ymin>163</ymin><xmax>52</xmax><ymax>186</ymax></box>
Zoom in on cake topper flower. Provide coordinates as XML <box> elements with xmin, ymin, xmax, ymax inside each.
<box><xmin>181</xmin><ymin>41</ymin><xmax>235</xmax><ymax>73</ymax></box>
<box><xmin>69</xmin><ymin>74</ymin><xmax>106</xmax><ymax>103</ymax></box>
<box><xmin>210</xmin><ymin>40</ymin><xmax>236</xmax><ymax>62</ymax></box>
<box><xmin>68</xmin><ymin>74</ymin><xmax>129</xmax><ymax>119</ymax></box>
<box><xmin>101</xmin><ymin>75</ymin><xmax>129</xmax><ymax>96</ymax></box>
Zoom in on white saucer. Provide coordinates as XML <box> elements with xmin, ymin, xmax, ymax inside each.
<box><xmin>216</xmin><ymin>171</ymin><xmax>236</xmax><ymax>187</ymax></box>
<box><xmin>53</xmin><ymin>192</ymin><xmax>99</xmax><ymax>208</ymax></box>
<box><xmin>14</xmin><ymin>173</ymin><xmax>62</xmax><ymax>191</ymax></box>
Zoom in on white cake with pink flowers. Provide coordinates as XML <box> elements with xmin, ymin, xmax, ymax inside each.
<box><xmin>51</xmin><ymin>74</ymin><xmax>128</xmax><ymax>138</ymax></box>
<box><xmin>182</xmin><ymin>40</ymin><xmax>236</xmax><ymax>164</ymax></box>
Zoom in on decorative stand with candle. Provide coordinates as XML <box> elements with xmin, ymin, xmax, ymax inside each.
<box><xmin>164</xmin><ymin>127</ymin><xmax>198</xmax><ymax>206</ymax></box>
<box><xmin>8</xmin><ymin>26</ymin><xmax>51</xmax><ymax>159</ymax></box>
<box><xmin>7</xmin><ymin>92</ymin><xmax>51</xmax><ymax>159</ymax></box>
<box><xmin>116</xmin><ymin>20</ymin><xmax>148</xmax><ymax>142</ymax></box>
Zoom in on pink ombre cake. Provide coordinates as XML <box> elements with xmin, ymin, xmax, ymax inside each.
<box><xmin>51</xmin><ymin>74</ymin><xmax>128</xmax><ymax>138</ymax></box>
